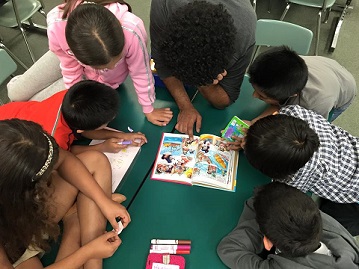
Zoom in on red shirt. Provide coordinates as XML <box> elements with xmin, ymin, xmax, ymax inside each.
<box><xmin>0</xmin><ymin>90</ymin><xmax>74</xmax><ymax>150</ymax></box>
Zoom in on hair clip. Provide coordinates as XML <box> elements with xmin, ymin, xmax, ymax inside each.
<box><xmin>32</xmin><ymin>133</ymin><xmax>54</xmax><ymax>181</ymax></box>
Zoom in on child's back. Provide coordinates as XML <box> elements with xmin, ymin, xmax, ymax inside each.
<box><xmin>217</xmin><ymin>182</ymin><xmax>359</xmax><ymax>269</ymax></box>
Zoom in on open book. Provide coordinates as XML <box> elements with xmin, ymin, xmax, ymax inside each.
<box><xmin>151</xmin><ymin>133</ymin><xmax>239</xmax><ymax>192</ymax></box>
<box><xmin>90</xmin><ymin>140</ymin><xmax>141</xmax><ymax>192</ymax></box>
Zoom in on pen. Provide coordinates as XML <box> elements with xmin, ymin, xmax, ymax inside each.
<box><xmin>151</xmin><ymin>239</ymin><xmax>191</xmax><ymax>245</ymax></box>
<box><xmin>151</xmin><ymin>245</ymin><xmax>191</xmax><ymax>251</ymax></box>
<box><xmin>118</xmin><ymin>140</ymin><xmax>132</xmax><ymax>145</ymax></box>
<box><xmin>149</xmin><ymin>249</ymin><xmax>190</xmax><ymax>255</ymax></box>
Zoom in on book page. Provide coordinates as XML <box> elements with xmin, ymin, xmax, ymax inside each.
<box><xmin>151</xmin><ymin>133</ymin><xmax>199</xmax><ymax>185</ymax></box>
<box><xmin>90</xmin><ymin>140</ymin><xmax>141</xmax><ymax>192</ymax></box>
<box><xmin>191</xmin><ymin>134</ymin><xmax>237</xmax><ymax>191</ymax></box>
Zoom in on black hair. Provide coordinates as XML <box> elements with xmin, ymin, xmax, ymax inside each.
<box><xmin>248</xmin><ymin>46</ymin><xmax>308</xmax><ymax>103</ymax></box>
<box><xmin>159</xmin><ymin>1</ymin><xmax>236</xmax><ymax>86</ymax></box>
<box><xmin>61</xmin><ymin>80</ymin><xmax>120</xmax><ymax>131</ymax></box>
<box><xmin>0</xmin><ymin>119</ymin><xmax>60</xmax><ymax>262</ymax></box>
<box><xmin>65</xmin><ymin>3</ymin><xmax>124</xmax><ymax>66</ymax></box>
<box><xmin>253</xmin><ymin>182</ymin><xmax>322</xmax><ymax>257</ymax></box>
<box><xmin>244</xmin><ymin>114</ymin><xmax>319</xmax><ymax>179</ymax></box>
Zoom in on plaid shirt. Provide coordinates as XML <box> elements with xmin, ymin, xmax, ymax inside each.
<box><xmin>279</xmin><ymin>105</ymin><xmax>359</xmax><ymax>203</ymax></box>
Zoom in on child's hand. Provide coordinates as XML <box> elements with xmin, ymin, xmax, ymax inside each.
<box><xmin>101</xmin><ymin>199</ymin><xmax>131</xmax><ymax>231</ymax></box>
<box><xmin>227</xmin><ymin>136</ymin><xmax>246</xmax><ymax>151</ymax></box>
<box><xmin>101</xmin><ymin>138</ymin><xmax>128</xmax><ymax>153</ymax></box>
<box><xmin>145</xmin><ymin>108</ymin><xmax>173</xmax><ymax>126</ymax></box>
<box><xmin>84</xmin><ymin>231</ymin><xmax>121</xmax><ymax>259</ymax></box>
<box><xmin>119</xmin><ymin>132</ymin><xmax>148</xmax><ymax>146</ymax></box>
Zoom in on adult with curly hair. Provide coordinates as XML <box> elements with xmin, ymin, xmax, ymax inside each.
<box><xmin>150</xmin><ymin>0</ymin><xmax>256</xmax><ymax>137</ymax></box>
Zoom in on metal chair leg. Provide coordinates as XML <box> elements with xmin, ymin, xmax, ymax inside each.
<box><xmin>268</xmin><ymin>0</ymin><xmax>271</xmax><ymax>13</ymax></box>
<box><xmin>12</xmin><ymin>0</ymin><xmax>36</xmax><ymax>63</ymax></box>
<box><xmin>280</xmin><ymin>3</ymin><xmax>291</xmax><ymax>20</ymax></box>
<box><xmin>315</xmin><ymin>10</ymin><xmax>322</xmax><ymax>55</ymax></box>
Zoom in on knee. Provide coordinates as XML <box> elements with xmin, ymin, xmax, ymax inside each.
<box><xmin>78</xmin><ymin>150</ymin><xmax>111</xmax><ymax>172</ymax></box>
<box><xmin>7</xmin><ymin>75</ymin><xmax>24</xmax><ymax>101</ymax></box>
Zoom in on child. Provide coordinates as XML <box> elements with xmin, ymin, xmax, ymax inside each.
<box><xmin>248</xmin><ymin>46</ymin><xmax>356</xmax><ymax>122</ymax></box>
<box><xmin>217</xmin><ymin>182</ymin><xmax>359</xmax><ymax>268</ymax></box>
<box><xmin>229</xmin><ymin>105</ymin><xmax>359</xmax><ymax>235</ymax></box>
<box><xmin>8</xmin><ymin>1</ymin><xmax>173</xmax><ymax>127</ymax></box>
<box><xmin>0</xmin><ymin>80</ymin><xmax>147</xmax><ymax>153</ymax></box>
<box><xmin>0</xmin><ymin>119</ymin><xmax>130</xmax><ymax>268</ymax></box>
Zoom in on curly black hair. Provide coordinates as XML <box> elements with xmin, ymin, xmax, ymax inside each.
<box><xmin>159</xmin><ymin>1</ymin><xmax>236</xmax><ymax>86</ymax></box>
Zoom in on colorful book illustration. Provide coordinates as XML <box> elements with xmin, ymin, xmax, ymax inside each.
<box><xmin>221</xmin><ymin>116</ymin><xmax>249</xmax><ymax>142</ymax></box>
<box><xmin>89</xmin><ymin>139</ymin><xmax>141</xmax><ymax>192</ymax></box>
<box><xmin>151</xmin><ymin>133</ymin><xmax>239</xmax><ymax>192</ymax></box>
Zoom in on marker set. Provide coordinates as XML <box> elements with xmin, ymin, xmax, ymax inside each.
<box><xmin>150</xmin><ymin>239</ymin><xmax>192</xmax><ymax>255</ymax></box>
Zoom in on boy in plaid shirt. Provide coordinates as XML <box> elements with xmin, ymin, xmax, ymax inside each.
<box><xmin>230</xmin><ymin>105</ymin><xmax>359</xmax><ymax>235</ymax></box>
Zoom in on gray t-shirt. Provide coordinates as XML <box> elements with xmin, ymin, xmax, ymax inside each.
<box><xmin>150</xmin><ymin>0</ymin><xmax>257</xmax><ymax>103</ymax></box>
<box><xmin>287</xmin><ymin>56</ymin><xmax>357</xmax><ymax>119</ymax></box>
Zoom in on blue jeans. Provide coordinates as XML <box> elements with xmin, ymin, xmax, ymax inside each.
<box><xmin>329</xmin><ymin>101</ymin><xmax>352</xmax><ymax>122</ymax></box>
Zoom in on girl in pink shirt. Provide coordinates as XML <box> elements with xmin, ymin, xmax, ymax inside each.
<box><xmin>47</xmin><ymin>1</ymin><xmax>173</xmax><ymax>126</ymax></box>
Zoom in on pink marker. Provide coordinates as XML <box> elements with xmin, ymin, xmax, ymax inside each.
<box><xmin>151</xmin><ymin>244</ymin><xmax>191</xmax><ymax>251</ymax></box>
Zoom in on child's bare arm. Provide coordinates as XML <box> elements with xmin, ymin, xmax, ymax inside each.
<box><xmin>70</xmin><ymin>138</ymin><xmax>126</xmax><ymax>155</ymax></box>
<box><xmin>250</xmin><ymin>105</ymin><xmax>279</xmax><ymax>124</ymax></box>
<box><xmin>55</xmin><ymin>149</ymin><xmax>131</xmax><ymax>230</ymax></box>
<box><xmin>45</xmin><ymin>232</ymin><xmax>121</xmax><ymax>269</ymax></box>
<box><xmin>0</xmin><ymin>245</ymin><xmax>12</xmax><ymax>269</ymax></box>
<box><xmin>72</xmin><ymin>129</ymin><xmax>147</xmax><ymax>154</ymax></box>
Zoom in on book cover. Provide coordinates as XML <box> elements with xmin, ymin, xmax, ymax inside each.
<box><xmin>89</xmin><ymin>140</ymin><xmax>141</xmax><ymax>192</ymax></box>
<box><xmin>151</xmin><ymin>133</ymin><xmax>238</xmax><ymax>192</ymax></box>
<box><xmin>221</xmin><ymin>116</ymin><xmax>249</xmax><ymax>142</ymax></box>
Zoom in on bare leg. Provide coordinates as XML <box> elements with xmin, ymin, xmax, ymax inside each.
<box><xmin>76</xmin><ymin>151</ymin><xmax>112</xmax><ymax>269</ymax></box>
<box><xmin>55</xmin><ymin>208</ymin><xmax>82</xmax><ymax>269</ymax></box>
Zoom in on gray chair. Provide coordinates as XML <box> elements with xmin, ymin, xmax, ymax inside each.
<box><xmin>0</xmin><ymin>0</ymin><xmax>47</xmax><ymax>63</ymax></box>
<box><xmin>280</xmin><ymin>0</ymin><xmax>336</xmax><ymax>55</ymax></box>
<box><xmin>251</xmin><ymin>19</ymin><xmax>313</xmax><ymax>63</ymax></box>
<box><xmin>0</xmin><ymin>48</ymin><xmax>17</xmax><ymax>86</ymax></box>
<box><xmin>0</xmin><ymin>32</ymin><xmax>28</xmax><ymax>69</ymax></box>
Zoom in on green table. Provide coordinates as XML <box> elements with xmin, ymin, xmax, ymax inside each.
<box><xmin>109</xmin><ymin>79</ymin><xmax>180</xmax><ymax>207</ymax></box>
<box><xmin>105</xmin><ymin>76</ymin><xmax>271</xmax><ymax>268</ymax></box>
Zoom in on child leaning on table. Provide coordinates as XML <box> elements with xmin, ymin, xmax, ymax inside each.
<box><xmin>0</xmin><ymin>119</ymin><xmax>130</xmax><ymax>269</ymax></box>
<box><xmin>8</xmin><ymin>0</ymin><xmax>173</xmax><ymax>126</ymax></box>
<box><xmin>217</xmin><ymin>182</ymin><xmax>359</xmax><ymax>269</ymax></box>
<box><xmin>227</xmin><ymin>105</ymin><xmax>359</xmax><ymax>236</ymax></box>
<box><xmin>0</xmin><ymin>80</ymin><xmax>147</xmax><ymax>154</ymax></box>
<box><xmin>247</xmin><ymin>45</ymin><xmax>356</xmax><ymax>122</ymax></box>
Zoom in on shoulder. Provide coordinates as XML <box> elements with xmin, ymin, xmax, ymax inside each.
<box><xmin>0</xmin><ymin>101</ymin><xmax>27</xmax><ymax>119</ymax></box>
<box><xmin>47</xmin><ymin>4</ymin><xmax>66</xmax><ymax>27</ymax></box>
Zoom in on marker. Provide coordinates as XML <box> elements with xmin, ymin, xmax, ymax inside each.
<box><xmin>149</xmin><ymin>249</ymin><xmax>190</xmax><ymax>255</ymax></box>
<box><xmin>112</xmin><ymin>220</ymin><xmax>124</xmax><ymax>235</ymax></box>
<box><xmin>118</xmin><ymin>140</ymin><xmax>132</xmax><ymax>145</ymax></box>
<box><xmin>151</xmin><ymin>239</ymin><xmax>191</xmax><ymax>245</ymax></box>
<box><xmin>151</xmin><ymin>245</ymin><xmax>191</xmax><ymax>251</ymax></box>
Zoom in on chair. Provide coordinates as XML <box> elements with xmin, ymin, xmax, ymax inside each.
<box><xmin>0</xmin><ymin>48</ymin><xmax>17</xmax><ymax>86</ymax></box>
<box><xmin>251</xmin><ymin>19</ymin><xmax>313</xmax><ymax>63</ymax></box>
<box><xmin>279</xmin><ymin>0</ymin><xmax>336</xmax><ymax>56</ymax></box>
<box><xmin>0</xmin><ymin>32</ymin><xmax>28</xmax><ymax>69</ymax></box>
<box><xmin>0</xmin><ymin>0</ymin><xmax>47</xmax><ymax>63</ymax></box>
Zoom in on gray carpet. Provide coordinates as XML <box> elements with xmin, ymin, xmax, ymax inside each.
<box><xmin>1</xmin><ymin>0</ymin><xmax>358</xmax><ymax>134</ymax></box>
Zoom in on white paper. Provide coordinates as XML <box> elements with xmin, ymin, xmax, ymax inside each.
<box><xmin>152</xmin><ymin>263</ymin><xmax>180</xmax><ymax>269</ymax></box>
<box><xmin>89</xmin><ymin>140</ymin><xmax>141</xmax><ymax>192</ymax></box>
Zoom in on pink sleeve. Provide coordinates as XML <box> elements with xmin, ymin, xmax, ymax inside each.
<box><xmin>123</xmin><ymin>20</ymin><xmax>155</xmax><ymax>114</ymax></box>
<box><xmin>47</xmin><ymin>15</ymin><xmax>83</xmax><ymax>89</ymax></box>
